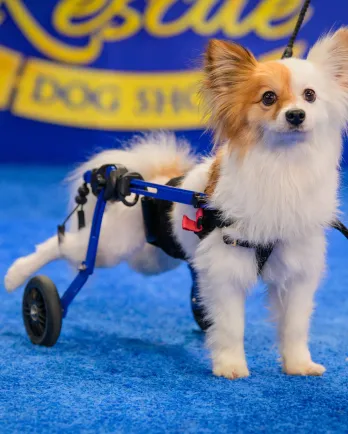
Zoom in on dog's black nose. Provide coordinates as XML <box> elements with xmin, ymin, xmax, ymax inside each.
<box><xmin>285</xmin><ymin>109</ymin><xmax>306</xmax><ymax>126</ymax></box>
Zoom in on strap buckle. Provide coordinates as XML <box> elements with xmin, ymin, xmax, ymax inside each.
<box><xmin>222</xmin><ymin>235</ymin><xmax>238</xmax><ymax>246</ymax></box>
<box><xmin>182</xmin><ymin>208</ymin><xmax>204</xmax><ymax>233</ymax></box>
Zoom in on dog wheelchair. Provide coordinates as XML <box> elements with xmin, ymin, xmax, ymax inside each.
<box><xmin>22</xmin><ymin>163</ymin><xmax>348</xmax><ymax>347</ymax></box>
<box><xmin>22</xmin><ymin>164</ymin><xmax>210</xmax><ymax>346</ymax></box>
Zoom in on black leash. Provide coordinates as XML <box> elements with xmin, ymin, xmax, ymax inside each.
<box><xmin>282</xmin><ymin>0</ymin><xmax>311</xmax><ymax>59</ymax></box>
<box><xmin>331</xmin><ymin>219</ymin><xmax>348</xmax><ymax>240</ymax></box>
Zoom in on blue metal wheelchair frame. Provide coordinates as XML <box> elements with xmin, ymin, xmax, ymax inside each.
<box><xmin>60</xmin><ymin>166</ymin><xmax>206</xmax><ymax>317</ymax></box>
<box><xmin>60</xmin><ymin>190</ymin><xmax>106</xmax><ymax>316</ymax></box>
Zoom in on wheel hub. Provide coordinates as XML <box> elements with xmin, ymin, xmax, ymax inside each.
<box><xmin>30</xmin><ymin>304</ymin><xmax>39</xmax><ymax>322</ymax></box>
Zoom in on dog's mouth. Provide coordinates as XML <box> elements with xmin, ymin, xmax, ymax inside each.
<box><xmin>287</xmin><ymin>125</ymin><xmax>304</xmax><ymax>132</ymax></box>
<box><xmin>277</xmin><ymin>130</ymin><xmax>308</xmax><ymax>143</ymax></box>
<box><xmin>286</xmin><ymin>124</ymin><xmax>310</xmax><ymax>134</ymax></box>
<box><xmin>263</xmin><ymin>127</ymin><xmax>309</xmax><ymax>148</ymax></box>
<box><xmin>278</xmin><ymin>128</ymin><xmax>307</xmax><ymax>137</ymax></box>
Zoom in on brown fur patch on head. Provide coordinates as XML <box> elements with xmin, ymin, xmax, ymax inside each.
<box><xmin>247</xmin><ymin>61</ymin><xmax>294</xmax><ymax>124</ymax></box>
<box><xmin>203</xmin><ymin>40</ymin><xmax>294</xmax><ymax>157</ymax></box>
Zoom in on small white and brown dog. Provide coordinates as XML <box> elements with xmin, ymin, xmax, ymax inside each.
<box><xmin>5</xmin><ymin>29</ymin><xmax>348</xmax><ymax>379</ymax></box>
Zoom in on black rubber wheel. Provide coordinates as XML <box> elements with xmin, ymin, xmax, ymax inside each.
<box><xmin>22</xmin><ymin>275</ymin><xmax>62</xmax><ymax>347</ymax></box>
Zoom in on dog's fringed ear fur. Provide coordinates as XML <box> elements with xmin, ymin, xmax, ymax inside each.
<box><xmin>204</xmin><ymin>40</ymin><xmax>256</xmax><ymax>94</ymax></box>
<box><xmin>307</xmin><ymin>28</ymin><xmax>348</xmax><ymax>92</ymax></box>
<box><xmin>202</xmin><ymin>40</ymin><xmax>257</xmax><ymax>146</ymax></box>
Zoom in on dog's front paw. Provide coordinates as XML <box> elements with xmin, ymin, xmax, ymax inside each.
<box><xmin>4</xmin><ymin>257</ymin><xmax>30</xmax><ymax>292</ymax></box>
<box><xmin>213</xmin><ymin>356</ymin><xmax>250</xmax><ymax>380</ymax></box>
<box><xmin>283</xmin><ymin>360</ymin><xmax>326</xmax><ymax>376</ymax></box>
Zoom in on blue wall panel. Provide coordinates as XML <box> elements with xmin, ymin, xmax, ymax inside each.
<box><xmin>0</xmin><ymin>0</ymin><xmax>347</xmax><ymax>164</ymax></box>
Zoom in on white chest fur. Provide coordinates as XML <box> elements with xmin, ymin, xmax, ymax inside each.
<box><xmin>210</xmin><ymin>139</ymin><xmax>341</xmax><ymax>244</ymax></box>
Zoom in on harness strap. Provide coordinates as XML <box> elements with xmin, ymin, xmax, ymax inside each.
<box><xmin>223</xmin><ymin>235</ymin><xmax>275</xmax><ymax>274</ymax></box>
<box><xmin>182</xmin><ymin>206</ymin><xmax>274</xmax><ymax>274</ymax></box>
<box><xmin>142</xmin><ymin>176</ymin><xmax>187</xmax><ymax>261</ymax></box>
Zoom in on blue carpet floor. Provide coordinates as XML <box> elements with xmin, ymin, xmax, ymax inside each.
<box><xmin>1</xmin><ymin>166</ymin><xmax>348</xmax><ymax>433</ymax></box>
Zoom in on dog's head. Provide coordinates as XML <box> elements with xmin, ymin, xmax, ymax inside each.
<box><xmin>203</xmin><ymin>28</ymin><xmax>348</xmax><ymax>153</ymax></box>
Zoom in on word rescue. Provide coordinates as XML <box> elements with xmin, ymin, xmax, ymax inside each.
<box><xmin>1</xmin><ymin>0</ymin><xmax>311</xmax><ymax>64</ymax></box>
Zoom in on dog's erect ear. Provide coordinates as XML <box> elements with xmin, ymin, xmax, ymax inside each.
<box><xmin>307</xmin><ymin>28</ymin><xmax>348</xmax><ymax>92</ymax></box>
<box><xmin>204</xmin><ymin>40</ymin><xmax>257</xmax><ymax>93</ymax></box>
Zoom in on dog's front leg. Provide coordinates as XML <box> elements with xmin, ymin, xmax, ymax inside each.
<box><xmin>194</xmin><ymin>231</ymin><xmax>258</xmax><ymax>380</ymax></box>
<box><xmin>267</xmin><ymin>233</ymin><xmax>326</xmax><ymax>376</ymax></box>
<box><xmin>280</xmin><ymin>276</ymin><xmax>326</xmax><ymax>376</ymax></box>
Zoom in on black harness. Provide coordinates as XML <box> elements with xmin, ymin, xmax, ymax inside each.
<box><xmin>141</xmin><ymin>177</ymin><xmax>187</xmax><ymax>260</ymax></box>
<box><xmin>141</xmin><ymin>176</ymin><xmax>275</xmax><ymax>275</ymax></box>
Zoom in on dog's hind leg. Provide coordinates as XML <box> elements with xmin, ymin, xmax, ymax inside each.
<box><xmin>5</xmin><ymin>201</ymin><xmax>146</xmax><ymax>292</ymax></box>
<box><xmin>5</xmin><ymin>226</ymin><xmax>99</xmax><ymax>293</ymax></box>
<box><xmin>4</xmin><ymin>235</ymin><xmax>62</xmax><ymax>292</ymax></box>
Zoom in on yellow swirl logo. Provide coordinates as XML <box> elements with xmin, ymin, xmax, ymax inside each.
<box><xmin>0</xmin><ymin>0</ymin><xmax>311</xmax><ymax>130</ymax></box>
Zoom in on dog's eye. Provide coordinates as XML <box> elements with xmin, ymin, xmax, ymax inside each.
<box><xmin>262</xmin><ymin>91</ymin><xmax>277</xmax><ymax>106</ymax></box>
<box><xmin>303</xmin><ymin>88</ymin><xmax>316</xmax><ymax>103</ymax></box>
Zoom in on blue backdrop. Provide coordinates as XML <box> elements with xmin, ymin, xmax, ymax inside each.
<box><xmin>0</xmin><ymin>0</ymin><xmax>347</xmax><ymax>164</ymax></box>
